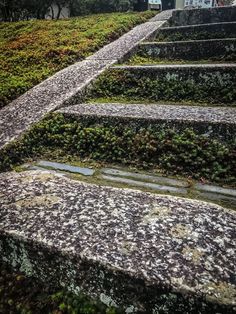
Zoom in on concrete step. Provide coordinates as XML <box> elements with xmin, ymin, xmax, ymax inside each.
<box><xmin>57</xmin><ymin>103</ymin><xmax>236</xmax><ymax>141</ymax></box>
<box><xmin>89</xmin><ymin>64</ymin><xmax>236</xmax><ymax>105</ymax></box>
<box><xmin>169</xmin><ymin>6</ymin><xmax>236</xmax><ymax>26</ymax></box>
<box><xmin>137</xmin><ymin>38</ymin><xmax>236</xmax><ymax>62</ymax></box>
<box><xmin>0</xmin><ymin>170</ymin><xmax>235</xmax><ymax>312</ymax></box>
<box><xmin>155</xmin><ymin>22</ymin><xmax>236</xmax><ymax>42</ymax></box>
<box><xmin>26</xmin><ymin>160</ymin><xmax>236</xmax><ymax>209</ymax></box>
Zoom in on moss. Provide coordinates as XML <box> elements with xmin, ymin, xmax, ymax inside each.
<box><xmin>0</xmin><ymin>113</ymin><xmax>235</xmax><ymax>185</ymax></box>
<box><xmin>0</xmin><ymin>11</ymin><xmax>155</xmax><ymax>108</ymax></box>
<box><xmin>87</xmin><ymin>69</ymin><xmax>236</xmax><ymax>105</ymax></box>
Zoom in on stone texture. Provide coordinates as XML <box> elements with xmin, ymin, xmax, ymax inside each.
<box><xmin>156</xmin><ymin>21</ymin><xmax>236</xmax><ymax>41</ymax></box>
<box><xmin>57</xmin><ymin>103</ymin><xmax>236</xmax><ymax>141</ymax></box>
<box><xmin>87</xmin><ymin>21</ymin><xmax>166</xmax><ymax>61</ymax></box>
<box><xmin>138</xmin><ymin>38</ymin><xmax>236</xmax><ymax>61</ymax></box>
<box><xmin>0</xmin><ymin>59</ymin><xmax>115</xmax><ymax>150</ymax></box>
<box><xmin>0</xmin><ymin>170</ymin><xmax>236</xmax><ymax>311</ymax></box>
<box><xmin>150</xmin><ymin>9</ymin><xmax>176</xmax><ymax>22</ymax></box>
<box><xmin>170</xmin><ymin>6</ymin><xmax>236</xmax><ymax>26</ymax></box>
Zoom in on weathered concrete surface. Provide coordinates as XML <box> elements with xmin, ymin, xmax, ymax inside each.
<box><xmin>0</xmin><ymin>59</ymin><xmax>115</xmax><ymax>150</ymax></box>
<box><xmin>0</xmin><ymin>170</ymin><xmax>236</xmax><ymax>312</ymax></box>
<box><xmin>0</xmin><ymin>12</ymin><xmax>170</xmax><ymax>152</ymax></box>
<box><xmin>170</xmin><ymin>6</ymin><xmax>236</xmax><ymax>26</ymax></box>
<box><xmin>155</xmin><ymin>22</ymin><xmax>236</xmax><ymax>41</ymax></box>
<box><xmin>87</xmin><ymin>21</ymin><xmax>166</xmax><ymax>61</ymax></box>
<box><xmin>138</xmin><ymin>38</ymin><xmax>236</xmax><ymax>61</ymax></box>
<box><xmin>57</xmin><ymin>103</ymin><xmax>236</xmax><ymax>141</ymax></box>
<box><xmin>150</xmin><ymin>9</ymin><xmax>176</xmax><ymax>22</ymax></box>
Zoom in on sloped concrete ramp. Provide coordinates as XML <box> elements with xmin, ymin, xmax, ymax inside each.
<box><xmin>0</xmin><ymin>170</ymin><xmax>235</xmax><ymax>312</ymax></box>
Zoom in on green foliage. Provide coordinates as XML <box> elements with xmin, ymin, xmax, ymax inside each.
<box><xmin>87</xmin><ymin>69</ymin><xmax>236</xmax><ymax>104</ymax></box>
<box><xmin>1</xmin><ymin>113</ymin><xmax>235</xmax><ymax>184</ymax></box>
<box><xmin>0</xmin><ymin>11</ymin><xmax>154</xmax><ymax>108</ymax></box>
<box><xmin>0</xmin><ymin>263</ymin><xmax>119</xmax><ymax>314</ymax></box>
<box><xmin>0</xmin><ymin>0</ymin><xmax>141</xmax><ymax>22</ymax></box>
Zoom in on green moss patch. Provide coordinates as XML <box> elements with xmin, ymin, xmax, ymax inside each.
<box><xmin>0</xmin><ymin>113</ymin><xmax>235</xmax><ymax>185</ymax></box>
<box><xmin>0</xmin><ymin>11</ymin><xmax>154</xmax><ymax>108</ymax></box>
<box><xmin>87</xmin><ymin>69</ymin><xmax>236</xmax><ymax>105</ymax></box>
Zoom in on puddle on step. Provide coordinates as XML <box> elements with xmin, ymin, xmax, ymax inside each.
<box><xmin>102</xmin><ymin>168</ymin><xmax>188</xmax><ymax>188</ymax></box>
<box><xmin>195</xmin><ymin>183</ymin><xmax>236</xmax><ymax>198</ymax></box>
<box><xmin>101</xmin><ymin>174</ymin><xmax>187</xmax><ymax>194</ymax></box>
<box><xmin>23</xmin><ymin>161</ymin><xmax>236</xmax><ymax>210</ymax></box>
<box><xmin>37</xmin><ymin>161</ymin><xmax>95</xmax><ymax>176</ymax></box>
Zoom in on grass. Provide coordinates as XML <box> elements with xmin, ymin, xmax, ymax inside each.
<box><xmin>0</xmin><ymin>11</ymin><xmax>155</xmax><ymax>108</ymax></box>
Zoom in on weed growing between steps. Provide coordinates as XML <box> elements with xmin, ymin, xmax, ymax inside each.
<box><xmin>87</xmin><ymin>70</ymin><xmax>236</xmax><ymax>105</ymax></box>
<box><xmin>0</xmin><ymin>114</ymin><xmax>235</xmax><ymax>185</ymax></box>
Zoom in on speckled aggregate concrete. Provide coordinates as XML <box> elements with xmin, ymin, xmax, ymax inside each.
<box><xmin>58</xmin><ymin>103</ymin><xmax>236</xmax><ymax>124</ymax></box>
<box><xmin>114</xmin><ymin>63</ymin><xmax>236</xmax><ymax>70</ymax></box>
<box><xmin>0</xmin><ymin>12</ymin><xmax>172</xmax><ymax>151</ymax></box>
<box><xmin>0</xmin><ymin>59</ymin><xmax>115</xmax><ymax>149</ymax></box>
<box><xmin>0</xmin><ymin>170</ymin><xmax>235</xmax><ymax>311</ymax></box>
<box><xmin>150</xmin><ymin>10</ymin><xmax>176</xmax><ymax>22</ymax></box>
<box><xmin>57</xmin><ymin>103</ymin><xmax>236</xmax><ymax>141</ymax></box>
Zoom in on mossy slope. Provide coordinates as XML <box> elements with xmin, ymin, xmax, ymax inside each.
<box><xmin>0</xmin><ymin>11</ymin><xmax>154</xmax><ymax>108</ymax></box>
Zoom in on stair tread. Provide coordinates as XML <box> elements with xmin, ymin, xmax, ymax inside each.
<box><xmin>159</xmin><ymin>21</ymin><xmax>236</xmax><ymax>31</ymax></box>
<box><xmin>0</xmin><ymin>170</ymin><xmax>235</xmax><ymax>306</ymax></box>
<box><xmin>113</xmin><ymin>63</ymin><xmax>236</xmax><ymax>69</ymax></box>
<box><xmin>142</xmin><ymin>37</ymin><xmax>236</xmax><ymax>44</ymax></box>
<box><xmin>58</xmin><ymin>103</ymin><xmax>236</xmax><ymax>125</ymax></box>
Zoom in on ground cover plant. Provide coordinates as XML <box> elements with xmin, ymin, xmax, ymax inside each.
<box><xmin>0</xmin><ymin>11</ymin><xmax>154</xmax><ymax>108</ymax></box>
<box><xmin>0</xmin><ymin>113</ymin><xmax>235</xmax><ymax>185</ymax></box>
<box><xmin>87</xmin><ymin>69</ymin><xmax>236</xmax><ymax>105</ymax></box>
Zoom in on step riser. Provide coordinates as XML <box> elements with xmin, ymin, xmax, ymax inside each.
<box><xmin>170</xmin><ymin>7</ymin><xmax>236</xmax><ymax>26</ymax></box>
<box><xmin>90</xmin><ymin>66</ymin><xmax>236</xmax><ymax>105</ymax></box>
<box><xmin>155</xmin><ymin>22</ymin><xmax>236</xmax><ymax>41</ymax></box>
<box><xmin>138</xmin><ymin>39</ymin><xmax>236</xmax><ymax>61</ymax></box>
<box><xmin>58</xmin><ymin>110</ymin><xmax>235</xmax><ymax>142</ymax></box>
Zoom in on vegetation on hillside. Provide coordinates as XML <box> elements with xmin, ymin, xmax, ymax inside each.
<box><xmin>0</xmin><ymin>11</ymin><xmax>154</xmax><ymax>108</ymax></box>
<box><xmin>0</xmin><ymin>0</ymin><xmax>141</xmax><ymax>22</ymax></box>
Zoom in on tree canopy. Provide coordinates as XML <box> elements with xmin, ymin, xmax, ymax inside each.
<box><xmin>0</xmin><ymin>0</ymin><xmax>139</xmax><ymax>21</ymax></box>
